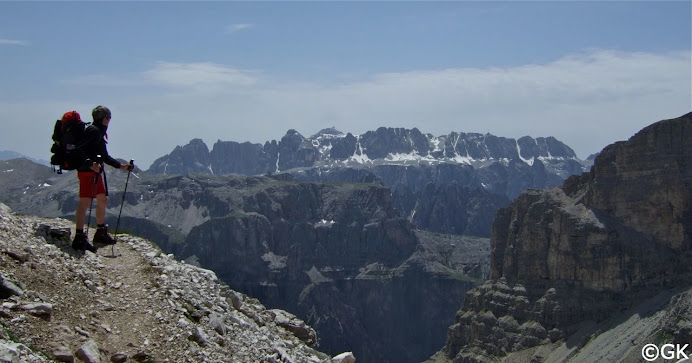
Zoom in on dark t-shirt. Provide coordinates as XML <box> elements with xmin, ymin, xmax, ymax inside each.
<box><xmin>76</xmin><ymin>123</ymin><xmax>121</xmax><ymax>171</ymax></box>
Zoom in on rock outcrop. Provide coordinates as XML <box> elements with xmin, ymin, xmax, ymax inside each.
<box><xmin>435</xmin><ymin>113</ymin><xmax>692</xmax><ymax>362</ymax></box>
<box><xmin>0</xmin><ymin>203</ymin><xmax>347</xmax><ymax>362</ymax></box>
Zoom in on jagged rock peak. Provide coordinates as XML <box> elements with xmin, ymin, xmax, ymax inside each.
<box><xmin>170</xmin><ymin>138</ymin><xmax>209</xmax><ymax>155</ymax></box>
<box><xmin>148</xmin><ymin>138</ymin><xmax>211</xmax><ymax>175</ymax></box>
<box><xmin>283</xmin><ymin>129</ymin><xmax>304</xmax><ymax>138</ymax></box>
<box><xmin>188</xmin><ymin>138</ymin><xmax>207</xmax><ymax>146</ymax></box>
<box><xmin>311</xmin><ymin>127</ymin><xmax>344</xmax><ymax>139</ymax></box>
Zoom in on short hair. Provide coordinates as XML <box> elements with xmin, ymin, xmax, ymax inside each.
<box><xmin>92</xmin><ymin>105</ymin><xmax>111</xmax><ymax>123</ymax></box>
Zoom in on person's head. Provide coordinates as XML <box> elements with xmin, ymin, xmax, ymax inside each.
<box><xmin>92</xmin><ymin>105</ymin><xmax>111</xmax><ymax>126</ymax></box>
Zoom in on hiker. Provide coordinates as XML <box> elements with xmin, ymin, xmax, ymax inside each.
<box><xmin>72</xmin><ymin>105</ymin><xmax>134</xmax><ymax>252</ymax></box>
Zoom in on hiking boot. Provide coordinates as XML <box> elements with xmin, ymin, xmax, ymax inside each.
<box><xmin>72</xmin><ymin>232</ymin><xmax>98</xmax><ymax>253</ymax></box>
<box><xmin>71</xmin><ymin>232</ymin><xmax>86</xmax><ymax>250</ymax></box>
<box><xmin>93</xmin><ymin>225</ymin><xmax>116</xmax><ymax>247</ymax></box>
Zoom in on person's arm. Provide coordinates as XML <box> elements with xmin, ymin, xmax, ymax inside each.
<box><xmin>99</xmin><ymin>142</ymin><xmax>122</xmax><ymax>169</ymax></box>
<box><xmin>98</xmin><ymin>135</ymin><xmax>132</xmax><ymax>170</ymax></box>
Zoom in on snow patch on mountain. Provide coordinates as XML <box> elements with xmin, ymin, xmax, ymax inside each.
<box><xmin>148</xmin><ymin>126</ymin><xmax>589</xmax><ymax>176</ymax></box>
<box><xmin>516</xmin><ymin>139</ymin><xmax>535</xmax><ymax>166</ymax></box>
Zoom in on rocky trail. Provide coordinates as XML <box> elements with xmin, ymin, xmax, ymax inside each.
<box><xmin>0</xmin><ymin>203</ymin><xmax>353</xmax><ymax>363</ymax></box>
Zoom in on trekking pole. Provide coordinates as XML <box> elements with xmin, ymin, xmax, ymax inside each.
<box><xmin>113</xmin><ymin>159</ymin><xmax>134</xmax><ymax>255</ymax></box>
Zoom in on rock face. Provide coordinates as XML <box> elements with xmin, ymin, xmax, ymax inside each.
<box><xmin>437</xmin><ymin>113</ymin><xmax>692</xmax><ymax>362</ymax></box>
<box><xmin>209</xmin><ymin>140</ymin><xmax>273</xmax><ymax>175</ymax></box>
<box><xmin>167</xmin><ymin>176</ymin><xmax>488</xmax><ymax>363</ymax></box>
<box><xmin>152</xmin><ymin>138</ymin><xmax>211</xmax><ymax>174</ymax></box>
<box><xmin>293</xmin><ymin>163</ymin><xmax>513</xmax><ymax>237</ymax></box>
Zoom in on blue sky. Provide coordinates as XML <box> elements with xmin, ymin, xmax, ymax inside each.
<box><xmin>1</xmin><ymin>1</ymin><xmax>690</xmax><ymax>169</ymax></box>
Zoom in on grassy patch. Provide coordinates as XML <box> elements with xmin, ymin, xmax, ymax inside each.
<box><xmin>654</xmin><ymin>330</ymin><xmax>675</xmax><ymax>345</ymax></box>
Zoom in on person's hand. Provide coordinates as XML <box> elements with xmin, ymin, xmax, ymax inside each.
<box><xmin>120</xmin><ymin>163</ymin><xmax>134</xmax><ymax>172</ymax></box>
<box><xmin>90</xmin><ymin>162</ymin><xmax>101</xmax><ymax>173</ymax></box>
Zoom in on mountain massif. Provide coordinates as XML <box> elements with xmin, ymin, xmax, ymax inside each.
<box><xmin>148</xmin><ymin>128</ymin><xmax>589</xmax><ymax>237</ymax></box>
<box><xmin>148</xmin><ymin>127</ymin><xmax>584</xmax><ymax>180</ymax></box>
<box><xmin>431</xmin><ymin>112</ymin><xmax>692</xmax><ymax>362</ymax></box>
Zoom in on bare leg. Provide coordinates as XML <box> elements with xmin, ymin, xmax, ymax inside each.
<box><xmin>95</xmin><ymin>193</ymin><xmax>108</xmax><ymax>225</ymax></box>
<box><xmin>75</xmin><ymin>197</ymin><xmax>92</xmax><ymax>230</ymax></box>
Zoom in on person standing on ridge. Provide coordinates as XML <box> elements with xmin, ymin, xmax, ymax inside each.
<box><xmin>72</xmin><ymin>105</ymin><xmax>134</xmax><ymax>252</ymax></box>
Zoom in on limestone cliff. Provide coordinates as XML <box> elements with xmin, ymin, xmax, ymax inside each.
<box><xmin>171</xmin><ymin>177</ymin><xmax>488</xmax><ymax>363</ymax></box>
<box><xmin>435</xmin><ymin>113</ymin><xmax>692</xmax><ymax>362</ymax></box>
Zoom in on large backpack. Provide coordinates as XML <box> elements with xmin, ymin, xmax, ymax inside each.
<box><xmin>50</xmin><ymin>111</ymin><xmax>87</xmax><ymax>174</ymax></box>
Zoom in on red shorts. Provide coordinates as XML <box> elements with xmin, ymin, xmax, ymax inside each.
<box><xmin>77</xmin><ymin>171</ymin><xmax>107</xmax><ymax>198</ymax></box>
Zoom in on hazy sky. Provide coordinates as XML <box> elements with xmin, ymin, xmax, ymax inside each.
<box><xmin>1</xmin><ymin>1</ymin><xmax>690</xmax><ymax>169</ymax></box>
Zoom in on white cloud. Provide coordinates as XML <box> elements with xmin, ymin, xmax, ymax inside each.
<box><xmin>2</xmin><ymin>49</ymin><xmax>689</xmax><ymax>169</ymax></box>
<box><xmin>143</xmin><ymin>62</ymin><xmax>260</xmax><ymax>92</ymax></box>
<box><xmin>225</xmin><ymin>23</ymin><xmax>253</xmax><ymax>34</ymax></box>
<box><xmin>115</xmin><ymin>50</ymin><xmax>692</xmax><ymax>167</ymax></box>
<box><xmin>0</xmin><ymin>39</ymin><xmax>28</xmax><ymax>46</ymax></box>
<box><xmin>224</xmin><ymin>49</ymin><xmax>688</xmax><ymax>156</ymax></box>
